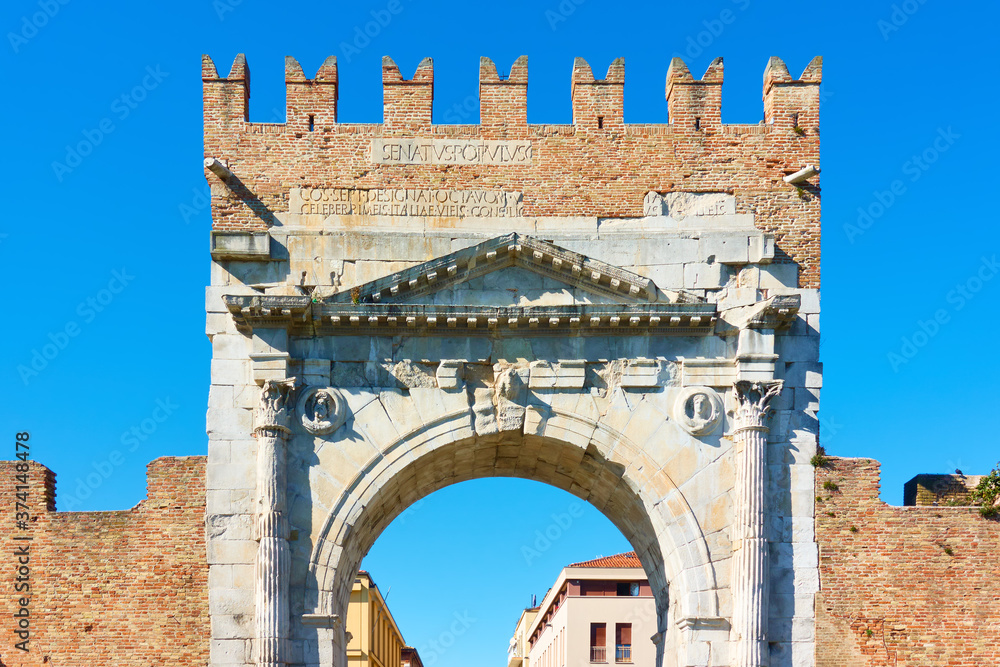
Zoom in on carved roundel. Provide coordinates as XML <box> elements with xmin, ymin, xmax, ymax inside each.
<box><xmin>673</xmin><ymin>386</ymin><xmax>723</xmax><ymax>437</ymax></box>
<box><xmin>297</xmin><ymin>387</ymin><xmax>347</xmax><ymax>436</ymax></box>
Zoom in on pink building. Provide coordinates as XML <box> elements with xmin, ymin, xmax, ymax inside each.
<box><xmin>525</xmin><ymin>552</ymin><xmax>656</xmax><ymax>667</ymax></box>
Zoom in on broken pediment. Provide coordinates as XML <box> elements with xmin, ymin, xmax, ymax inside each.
<box><xmin>327</xmin><ymin>233</ymin><xmax>699</xmax><ymax>306</ymax></box>
<box><xmin>221</xmin><ymin>233</ymin><xmax>721</xmax><ymax>337</ymax></box>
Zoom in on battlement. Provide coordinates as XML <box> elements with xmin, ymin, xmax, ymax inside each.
<box><xmin>202</xmin><ymin>54</ymin><xmax>821</xmax><ymax>133</ymax></box>
<box><xmin>202</xmin><ymin>54</ymin><xmax>823</xmax><ymax>288</ymax></box>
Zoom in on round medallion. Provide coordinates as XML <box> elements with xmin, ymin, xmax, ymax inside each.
<box><xmin>673</xmin><ymin>386</ymin><xmax>723</xmax><ymax>436</ymax></box>
<box><xmin>297</xmin><ymin>387</ymin><xmax>347</xmax><ymax>436</ymax></box>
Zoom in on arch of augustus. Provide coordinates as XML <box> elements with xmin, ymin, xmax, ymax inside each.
<box><xmin>203</xmin><ymin>53</ymin><xmax>823</xmax><ymax>667</ymax></box>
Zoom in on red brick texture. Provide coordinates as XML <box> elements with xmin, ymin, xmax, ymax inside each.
<box><xmin>815</xmin><ymin>457</ymin><xmax>1000</xmax><ymax>667</ymax></box>
<box><xmin>0</xmin><ymin>457</ymin><xmax>209</xmax><ymax>667</ymax></box>
<box><xmin>203</xmin><ymin>54</ymin><xmax>823</xmax><ymax>287</ymax></box>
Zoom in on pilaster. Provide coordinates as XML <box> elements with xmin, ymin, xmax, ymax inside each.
<box><xmin>253</xmin><ymin>378</ymin><xmax>296</xmax><ymax>666</ymax></box>
<box><xmin>731</xmin><ymin>376</ymin><xmax>782</xmax><ymax>667</ymax></box>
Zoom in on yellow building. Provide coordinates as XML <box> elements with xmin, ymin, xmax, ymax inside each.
<box><xmin>508</xmin><ymin>605</ymin><xmax>540</xmax><ymax>667</ymax></box>
<box><xmin>347</xmin><ymin>571</ymin><xmax>411</xmax><ymax>667</ymax></box>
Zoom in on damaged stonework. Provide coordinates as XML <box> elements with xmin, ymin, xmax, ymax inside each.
<box><xmin>493</xmin><ymin>364</ymin><xmax>530</xmax><ymax>432</ymax></box>
<box><xmin>204</xmin><ymin>53</ymin><xmax>824</xmax><ymax>667</ymax></box>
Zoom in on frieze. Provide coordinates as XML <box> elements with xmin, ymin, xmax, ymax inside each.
<box><xmin>370</xmin><ymin>138</ymin><xmax>532</xmax><ymax>165</ymax></box>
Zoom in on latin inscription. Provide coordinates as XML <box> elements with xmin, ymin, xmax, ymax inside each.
<box><xmin>371</xmin><ymin>139</ymin><xmax>532</xmax><ymax>165</ymax></box>
<box><xmin>292</xmin><ymin>188</ymin><xmax>524</xmax><ymax>218</ymax></box>
<box><xmin>644</xmin><ymin>191</ymin><xmax>737</xmax><ymax>219</ymax></box>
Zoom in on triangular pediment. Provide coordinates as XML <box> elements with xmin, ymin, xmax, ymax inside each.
<box><xmin>331</xmin><ymin>233</ymin><xmax>695</xmax><ymax>305</ymax></box>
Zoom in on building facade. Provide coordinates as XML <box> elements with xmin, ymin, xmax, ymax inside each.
<box><xmin>508</xmin><ymin>606</ymin><xmax>539</xmax><ymax>667</ymax></box>
<box><xmin>346</xmin><ymin>572</ymin><xmax>408</xmax><ymax>667</ymax></box>
<box><xmin>525</xmin><ymin>552</ymin><xmax>656</xmax><ymax>667</ymax></box>
<box><xmin>202</xmin><ymin>51</ymin><xmax>823</xmax><ymax>667</ymax></box>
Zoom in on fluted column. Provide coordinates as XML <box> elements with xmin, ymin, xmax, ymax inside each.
<box><xmin>731</xmin><ymin>380</ymin><xmax>782</xmax><ymax>667</ymax></box>
<box><xmin>253</xmin><ymin>378</ymin><xmax>296</xmax><ymax>667</ymax></box>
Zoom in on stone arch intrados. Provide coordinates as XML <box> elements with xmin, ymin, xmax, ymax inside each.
<box><xmin>305</xmin><ymin>411</ymin><xmax>722</xmax><ymax>666</ymax></box>
<box><xmin>324</xmin><ymin>433</ymin><xmax>668</xmax><ymax>617</ymax></box>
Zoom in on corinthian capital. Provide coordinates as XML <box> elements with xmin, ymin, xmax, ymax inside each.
<box><xmin>254</xmin><ymin>378</ymin><xmax>297</xmax><ymax>437</ymax></box>
<box><xmin>732</xmin><ymin>380</ymin><xmax>783</xmax><ymax>433</ymax></box>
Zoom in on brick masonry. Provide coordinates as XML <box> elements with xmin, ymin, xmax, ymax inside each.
<box><xmin>203</xmin><ymin>54</ymin><xmax>822</xmax><ymax>288</ymax></box>
<box><xmin>903</xmin><ymin>473</ymin><xmax>983</xmax><ymax>507</ymax></box>
<box><xmin>815</xmin><ymin>457</ymin><xmax>1000</xmax><ymax>667</ymax></box>
<box><xmin>0</xmin><ymin>457</ymin><xmax>209</xmax><ymax>666</ymax></box>
<box><xmin>1</xmin><ymin>456</ymin><xmax>995</xmax><ymax>665</ymax></box>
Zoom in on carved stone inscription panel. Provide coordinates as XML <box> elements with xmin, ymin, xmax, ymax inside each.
<box><xmin>370</xmin><ymin>138</ymin><xmax>532</xmax><ymax>165</ymax></box>
<box><xmin>291</xmin><ymin>187</ymin><xmax>524</xmax><ymax>218</ymax></box>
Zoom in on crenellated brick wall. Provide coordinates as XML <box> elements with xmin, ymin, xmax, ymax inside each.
<box><xmin>2</xmin><ymin>452</ymin><xmax>997</xmax><ymax>666</ymax></box>
<box><xmin>202</xmin><ymin>54</ymin><xmax>822</xmax><ymax>287</ymax></box>
<box><xmin>814</xmin><ymin>457</ymin><xmax>1000</xmax><ymax>667</ymax></box>
<box><xmin>0</xmin><ymin>457</ymin><xmax>209</xmax><ymax>666</ymax></box>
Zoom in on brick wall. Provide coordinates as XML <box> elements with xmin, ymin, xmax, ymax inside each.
<box><xmin>0</xmin><ymin>457</ymin><xmax>209</xmax><ymax>666</ymax></box>
<box><xmin>203</xmin><ymin>54</ymin><xmax>822</xmax><ymax>287</ymax></box>
<box><xmin>902</xmin><ymin>473</ymin><xmax>983</xmax><ymax>506</ymax></box>
<box><xmin>815</xmin><ymin>457</ymin><xmax>1000</xmax><ymax>667</ymax></box>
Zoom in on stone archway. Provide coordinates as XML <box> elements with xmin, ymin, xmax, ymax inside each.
<box><xmin>295</xmin><ymin>393</ymin><xmax>728</xmax><ymax>667</ymax></box>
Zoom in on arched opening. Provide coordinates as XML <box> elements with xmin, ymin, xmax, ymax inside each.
<box><xmin>294</xmin><ymin>403</ymin><xmax>725</xmax><ymax>667</ymax></box>
<box><xmin>358</xmin><ymin>477</ymin><xmax>638</xmax><ymax>667</ymax></box>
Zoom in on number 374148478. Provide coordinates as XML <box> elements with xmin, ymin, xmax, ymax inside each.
<box><xmin>14</xmin><ymin>432</ymin><xmax>31</xmax><ymax>530</ymax></box>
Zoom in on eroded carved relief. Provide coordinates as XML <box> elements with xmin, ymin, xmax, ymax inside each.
<box><xmin>673</xmin><ymin>386</ymin><xmax>723</xmax><ymax>436</ymax></box>
<box><xmin>494</xmin><ymin>365</ymin><xmax>528</xmax><ymax>432</ymax></box>
<box><xmin>732</xmin><ymin>380</ymin><xmax>783</xmax><ymax>432</ymax></box>
<box><xmin>297</xmin><ymin>387</ymin><xmax>347</xmax><ymax>436</ymax></box>
<box><xmin>254</xmin><ymin>378</ymin><xmax>296</xmax><ymax>436</ymax></box>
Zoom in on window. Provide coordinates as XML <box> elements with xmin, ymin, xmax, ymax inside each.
<box><xmin>590</xmin><ymin>623</ymin><xmax>606</xmax><ymax>663</ymax></box>
<box><xmin>615</xmin><ymin>624</ymin><xmax>632</xmax><ymax>663</ymax></box>
<box><xmin>616</xmin><ymin>582</ymin><xmax>640</xmax><ymax>596</ymax></box>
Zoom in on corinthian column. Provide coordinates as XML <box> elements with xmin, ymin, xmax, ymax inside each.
<box><xmin>731</xmin><ymin>379</ymin><xmax>782</xmax><ymax>667</ymax></box>
<box><xmin>253</xmin><ymin>378</ymin><xmax>296</xmax><ymax>667</ymax></box>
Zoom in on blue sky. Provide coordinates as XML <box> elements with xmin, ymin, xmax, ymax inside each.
<box><xmin>2</xmin><ymin>0</ymin><xmax>998</xmax><ymax>664</ymax></box>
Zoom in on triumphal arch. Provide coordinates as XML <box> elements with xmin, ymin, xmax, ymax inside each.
<box><xmin>203</xmin><ymin>52</ymin><xmax>823</xmax><ymax>667</ymax></box>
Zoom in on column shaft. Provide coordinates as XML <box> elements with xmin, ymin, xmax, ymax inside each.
<box><xmin>731</xmin><ymin>380</ymin><xmax>781</xmax><ymax>667</ymax></box>
<box><xmin>253</xmin><ymin>379</ymin><xmax>295</xmax><ymax>667</ymax></box>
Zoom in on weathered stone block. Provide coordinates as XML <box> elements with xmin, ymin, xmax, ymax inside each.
<box><xmin>700</xmin><ymin>234</ymin><xmax>750</xmax><ymax>264</ymax></box>
<box><xmin>211</xmin><ymin>230</ymin><xmax>270</xmax><ymax>261</ymax></box>
<box><xmin>684</xmin><ymin>262</ymin><xmax>731</xmax><ymax>289</ymax></box>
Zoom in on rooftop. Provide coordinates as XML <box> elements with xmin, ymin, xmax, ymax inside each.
<box><xmin>568</xmin><ymin>551</ymin><xmax>641</xmax><ymax>568</ymax></box>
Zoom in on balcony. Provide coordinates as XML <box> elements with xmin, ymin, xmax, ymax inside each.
<box><xmin>615</xmin><ymin>645</ymin><xmax>632</xmax><ymax>663</ymax></box>
<box><xmin>590</xmin><ymin>646</ymin><xmax>607</xmax><ymax>663</ymax></box>
<box><xmin>508</xmin><ymin>641</ymin><xmax>522</xmax><ymax>667</ymax></box>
